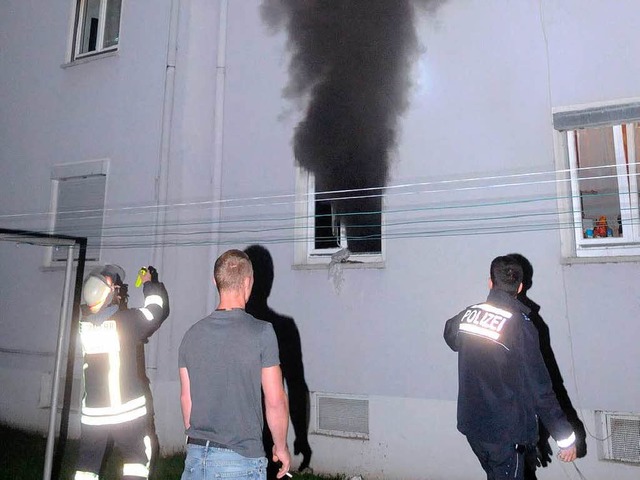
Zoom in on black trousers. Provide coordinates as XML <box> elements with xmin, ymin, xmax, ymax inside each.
<box><xmin>75</xmin><ymin>415</ymin><xmax>150</xmax><ymax>479</ymax></box>
<box><xmin>467</xmin><ymin>437</ymin><xmax>527</xmax><ymax>480</ymax></box>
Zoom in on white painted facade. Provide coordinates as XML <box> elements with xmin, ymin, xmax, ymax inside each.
<box><xmin>1</xmin><ymin>1</ymin><xmax>639</xmax><ymax>479</ymax></box>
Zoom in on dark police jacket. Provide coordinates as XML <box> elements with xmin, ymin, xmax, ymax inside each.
<box><xmin>444</xmin><ymin>289</ymin><xmax>574</xmax><ymax>447</ymax></box>
<box><xmin>79</xmin><ymin>281</ymin><xmax>169</xmax><ymax>426</ymax></box>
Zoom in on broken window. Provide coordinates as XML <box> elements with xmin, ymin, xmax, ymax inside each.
<box><xmin>296</xmin><ymin>168</ymin><xmax>384</xmax><ymax>266</ymax></box>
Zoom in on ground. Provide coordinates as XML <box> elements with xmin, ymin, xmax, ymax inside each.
<box><xmin>0</xmin><ymin>424</ymin><xmax>341</xmax><ymax>480</ymax></box>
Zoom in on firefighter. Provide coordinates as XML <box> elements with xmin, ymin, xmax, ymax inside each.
<box><xmin>74</xmin><ymin>264</ymin><xmax>169</xmax><ymax>480</ymax></box>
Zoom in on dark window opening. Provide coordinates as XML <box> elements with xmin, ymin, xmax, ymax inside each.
<box><xmin>343</xmin><ymin>196</ymin><xmax>382</xmax><ymax>254</ymax></box>
<box><xmin>88</xmin><ymin>18</ymin><xmax>98</xmax><ymax>51</ymax></box>
<box><xmin>313</xmin><ymin>196</ymin><xmax>382</xmax><ymax>254</ymax></box>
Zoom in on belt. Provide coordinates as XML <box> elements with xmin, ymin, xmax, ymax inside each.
<box><xmin>187</xmin><ymin>437</ymin><xmax>228</xmax><ymax>449</ymax></box>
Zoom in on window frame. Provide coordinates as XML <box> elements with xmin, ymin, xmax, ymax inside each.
<box><xmin>46</xmin><ymin>159</ymin><xmax>109</xmax><ymax>267</ymax></box>
<box><xmin>294</xmin><ymin>166</ymin><xmax>385</xmax><ymax>267</ymax></box>
<box><xmin>69</xmin><ymin>0</ymin><xmax>122</xmax><ymax>62</ymax></box>
<box><xmin>554</xmin><ymin>99</ymin><xmax>640</xmax><ymax>259</ymax></box>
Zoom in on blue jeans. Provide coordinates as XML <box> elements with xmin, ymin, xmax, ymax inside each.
<box><xmin>181</xmin><ymin>444</ymin><xmax>267</xmax><ymax>480</ymax></box>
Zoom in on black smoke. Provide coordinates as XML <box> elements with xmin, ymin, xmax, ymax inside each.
<box><xmin>262</xmin><ymin>0</ymin><xmax>438</xmax><ymax>252</ymax></box>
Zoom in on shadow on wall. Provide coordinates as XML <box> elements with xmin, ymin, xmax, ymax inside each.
<box><xmin>244</xmin><ymin>245</ymin><xmax>313</xmax><ymax>478</ymax></box>
<box><xmin>508</xmin><ymin>253</ymin><xmax>587</xmax><ymax>480</ymax></box>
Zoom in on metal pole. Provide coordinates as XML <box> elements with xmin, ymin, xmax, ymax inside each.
<box><xmin>52</xmin><ymin>238</ymin><xmax>86</xmax><ymax>480</ymax></box>
<box><xmin>43</xmin><ymin>245</ymin><xmax>75</xmax><ymax>480</ymax></box>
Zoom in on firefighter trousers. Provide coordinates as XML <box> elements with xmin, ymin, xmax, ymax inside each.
<box><xmin>75</xmin><ymin>415</ymin><xmax>151</xmax><ymax>479</ymax></box>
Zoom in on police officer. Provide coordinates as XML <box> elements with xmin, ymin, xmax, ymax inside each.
<box><xmin>74</xmin><ymin>264</ymin><xmax>169</xmax><ymax>480</ymax></box>
<box><xmin>443</xmin><ymin>255</ymin><xmax>576</xmax><ymax>480</ymax></box>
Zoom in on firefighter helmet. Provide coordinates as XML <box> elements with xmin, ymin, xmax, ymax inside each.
<box><xmin>82</xmin><ymin>264</ymin><xmax>126</xmax><ymax>310</ymax></box>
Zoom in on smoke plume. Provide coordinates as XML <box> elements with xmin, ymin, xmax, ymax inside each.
<box><xmin>262</xmin><ymin>0</ymin><xmax>435</xmax><ymax>251</ymax></box>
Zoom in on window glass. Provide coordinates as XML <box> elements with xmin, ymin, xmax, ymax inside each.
<box><xmin>575</xmin><ymin>127</ymin><xmax>621</xmax><ymax>238</ymax></box>
<box><xmin>79</xmin><ymin>0</ymin><xmax>101</xmax><ymax>55</ymax></box>
<box><xmin>103</xmin><ymin>0</ymin><xmax>122</xmax><ymax>49</ymax></box>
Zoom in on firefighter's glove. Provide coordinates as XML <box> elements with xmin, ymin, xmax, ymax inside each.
<box><xmin>147</xmin><ymin>265</ymin><xmax>159</xmax><ymax>283</ymax></box>
<box><xmin>536</xmin><ymin>441</ymin><xmax>553</xmax><ymax>467</ymax></box>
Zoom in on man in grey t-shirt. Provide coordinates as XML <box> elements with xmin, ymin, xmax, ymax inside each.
<box><xmin>178</xmin><ymin>249</ymin><xmax>291</xmax><ymax>480</ymax></box>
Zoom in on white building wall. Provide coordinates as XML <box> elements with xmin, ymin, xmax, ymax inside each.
<box><xmin>210</xmin><ymin>1</ymin><xmax>640</xmax><ymax>478</ymax></box>
<box><xmin>1</xmin><ymin>1</ymin><xmax>639</xmax><ymax>479</ymax></box>
<box><xmin>0</xmin><ymin>0</ymin><xmax>179</xmax><ymax>429</ymax></box>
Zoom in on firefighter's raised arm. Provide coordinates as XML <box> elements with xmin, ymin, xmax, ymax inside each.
<box><xmin>135</xmin><ymin>265</ymin><xmax>169</xmax><ymax>338</ymax></box>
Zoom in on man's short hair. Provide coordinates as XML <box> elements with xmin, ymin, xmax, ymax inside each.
<box><xmin>490</xmin><ymin>255</ymin><xmax>523</xmax><ymax>296</ymax></box>
<box><xmin>214</xmin><ymin>249</ymin><xmax>253</xmax><ymax>292</ymax></box>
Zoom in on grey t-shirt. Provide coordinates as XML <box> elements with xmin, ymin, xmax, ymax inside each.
<box><xmin>178</xmin><ymin>308</ymin><xmax>280</xmax><ymax>458</ymax></box>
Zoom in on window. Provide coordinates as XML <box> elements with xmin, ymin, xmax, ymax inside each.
<box><xmin>294</xmin><ymin>167</ymin><xmax>384</xmax><ymax>266</ymax></box>
<box><xmin>71</xmin><ymin>0</ymin><xmax>122</xmax><ymax>61</ymax></box>
<box><xmin>49</xmin><ymin>160</ymin><xmax>109</xmax><ymax>264</ymax></box>
<box><xmin>554</xmin><ymin>101</ymin><xmax>640</xmax><ymax>257</ymax></box>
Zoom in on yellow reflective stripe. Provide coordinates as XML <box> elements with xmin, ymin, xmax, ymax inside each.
<box><xmin>460</xmin><ymin>323</ymin><xmax>501</xmax><ymax>340</ymax></box>
<box><xmin>119</xmin><ymin>436</ymin><xmax>153</xmax><ymax>479</ymax></box>
<box><xmin>557</xmin><ymin>432</ymin><xmax>576</xmax><ymax>449</ymax></box>
<box><xmin>81</xmin><ymin>404</ymin><xmax>147</xmax><ymax>425</ymax></box>
<box><xmin>470</xmin><ymin>303</ymin><xmax>513</xmax><ymax>318</ymax></box>
<box><xmin>144</xmin><ymin>295</ymin><xmax>164</xmax><ymax>308</ymax></box>
<box><xmin>82</xmin><ymin>395</ymin><xmax>146</xmax><ymax>416</ymax></box>
<box><xmin>139</xmin><ymin>308</ymin><xmax>154</xmax><ymax>321</ymax></box>
<box><xmin>122</xmin><ymin>463</ymin><xmax>149</xmax><ymax>478</ymax></box>
<box><xmin>74</xmin><ymin>471</ymin><xmax>99</xmax><ymax>480</ymax></box>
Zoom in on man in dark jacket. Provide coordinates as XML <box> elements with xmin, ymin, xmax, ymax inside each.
<box><xmin>74</xmin><ymin>264</ymin><xmax>169</xmax><ymax>480</ymax></box>
<box><xmin>444</xmin><ymin>255</ymin><xmax>576</xmax><ymax>479</ymax></box>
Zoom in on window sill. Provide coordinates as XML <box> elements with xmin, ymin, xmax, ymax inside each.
<box><xmin>61</xmin><ymin>49</ymin><xmax>118</xmax><ymax>68</ymax></box>
<box><xmin>41</xmin><ymin>254</ymin><xmax>101</xmax><ymax>271</ymax></box>
<box><xmin>40</xmin><ymin>262</ymin><xmax>100</xmax><ymax>273</ymax></box>
<box><xmin>293</xmin><ymin>259</ymin><xmax>386</xmax><ymax>270</ymax></box>
<box><xmin>562</xmin><ymin>255</ymin><xmax>640</xmax><ymax>265</ymax></box>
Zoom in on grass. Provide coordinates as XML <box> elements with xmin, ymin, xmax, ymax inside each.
<box><xmin>0</xmin><ymin>424</ymin><xmax>180</xmax><ymax>480</ymax></box>
<box><xmin>0</xmin><ymin>424</ymin><xmax>343</xmax><ymax>480</ymax></box>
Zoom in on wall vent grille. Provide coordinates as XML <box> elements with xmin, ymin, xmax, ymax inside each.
<box><xmin>313</xmin><ymin>392</ymin><xmax>369</xmax><ymax>439</ymax></box>
<box><xmin>597</xmin><ymin>411</ymin><xmax>640</xmax><ymax>464</ymax></box>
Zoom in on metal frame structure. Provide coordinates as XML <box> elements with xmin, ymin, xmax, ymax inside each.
<box><xmin>0</xmin><ymin>228</ymin><xmax>87</xmax><ymax>480</ymax></box>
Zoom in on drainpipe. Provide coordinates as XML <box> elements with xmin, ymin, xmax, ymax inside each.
<box><xmin>207</xmin><ymin>0</ymin><xmax>229</xmax><ymax>313</ymax></box>
<box><xmin>148</xmin><ymin>0</ymin><xmax>181</xmax><ymax>373</ymax></box>
<box><xmin>153</xmin><ymin>0</ymin><xmax>180</xmax><ymax>264</ymax></box>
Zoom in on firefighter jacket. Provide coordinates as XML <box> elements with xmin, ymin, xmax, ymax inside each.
<box><xmin>443</xmin><ymin>289</ymin><xmax>575</xmax><ymax>448</ymax></box>
<box><xmin>79</xmin><ymin>281</ymin><xmax>169</xmax><ymax>426</ymax></box>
